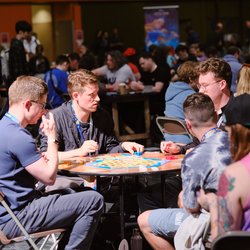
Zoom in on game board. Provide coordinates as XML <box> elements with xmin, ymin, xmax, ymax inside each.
<box><xmin>85</xmin><ymin>153</ymin><xmax>169</xmax><ymax>170</ymax></box>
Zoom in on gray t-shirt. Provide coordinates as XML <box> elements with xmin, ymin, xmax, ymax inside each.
<box><xmin>97</xmin><ymin>64</ymin><xmax>136</xmax><ymax>84</ymax></box>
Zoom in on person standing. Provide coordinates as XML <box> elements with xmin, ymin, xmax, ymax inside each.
<box><xmin>9</xmin><ymin>20</ymin><xmax>31</xmax><ymax>83</ymax></box>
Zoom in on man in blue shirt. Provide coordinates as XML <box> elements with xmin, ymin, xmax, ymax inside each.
<box><xmin>44</xmin><ymin>54</ymin><xmax>69</xmax><ymax>108</ymax></box>
<box><xmin>0</xmin><ymin>76</ymin><xmax>103</xmax><ymax>249</ymax></box>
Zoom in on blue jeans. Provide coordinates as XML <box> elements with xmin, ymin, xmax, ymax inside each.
<box><xmin>0</xmin><ymin>190</ymin><xmax>104</xmax><ymax>250</ymax></box>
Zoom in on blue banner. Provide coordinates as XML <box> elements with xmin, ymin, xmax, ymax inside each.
<box><xmin>143</xmin><ymin>5</ymin><xmax>179</xmax><ymax>49</ymax></box>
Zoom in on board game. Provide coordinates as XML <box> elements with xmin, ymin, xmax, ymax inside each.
<box><xmin>85</xmin><ymin>153</ymin><xmax>169</xmax><ymax>170</ymax></box>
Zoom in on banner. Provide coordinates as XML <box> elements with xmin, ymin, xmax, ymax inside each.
<box><xmin>143</xmin><ymin>5</ymin><xmax>179</xmax><ymax>49</ymax></box>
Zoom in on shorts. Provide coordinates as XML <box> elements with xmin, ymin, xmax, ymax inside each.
<box><xmin>148</xmin><ymin>208</ymin><xmax>189</xmax><ymax>238</ymax></box>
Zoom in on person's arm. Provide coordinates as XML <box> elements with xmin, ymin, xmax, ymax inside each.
<box><xmin>92</xmin><ymin>66</ymin><xmax>106</xmax><ymax>77</ymax></box>
<box><xmin>160</xmin><ymin>141</ymin><xmax>183</xmax><ymax>154</ymax></box>
<box><xmin>197</xmin><ymin>189</ymin><xmax>218</xmax><ymax>240</ymax></box>
<box><xmin>58</xmin><ymin>140</ymin><xmax>98</xmax><ymax>160</ymax></box>
<box><xmin>217</xmin><ymin>169</ymin><xmax>243</xmax><ymax>234</ymax></box>
<box><xmin>121</xmin><ymin>142</ymin><xmax>144</xmax><ymax>154</ymax></box>
<box><xmin>25</xmin><ymin>113</ymin><xmax>58</xmax><ymax>185</ymax></box>
<box><xmin>152</xmin><ymin>81</ymin><xmax>164</xmax><ymax>92</ymax></box>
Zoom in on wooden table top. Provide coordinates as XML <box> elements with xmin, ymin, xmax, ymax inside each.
<box><xmin>58</xmin><ymin>152</ymin><xmax>183</xmax><ymax>177</ymax></box>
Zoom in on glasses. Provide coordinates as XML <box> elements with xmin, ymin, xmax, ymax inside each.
<box><xmin>197</xmin><ymin>79</ymin><xmax>222</xmax><ymax>91</ymax></box>
<box><xmin>31</xmin><ymin>100</ymin><xmax>47</xmax><ymax>110</ymax></box>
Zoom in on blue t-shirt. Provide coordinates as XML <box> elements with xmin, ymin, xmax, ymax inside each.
<box><xmin>44</xmin><ymin>68</ymin><xmax>68</xmax><ymax>108</ymax></box>
<box><xmin>0</xmin><ymin>115</ymin><xmax>41</xmax><ymax>224</ymax></box>
<box><xmin>182</xmin><ymin>129</ymin><xmax>231</xmax><ymax>210</ymax></box>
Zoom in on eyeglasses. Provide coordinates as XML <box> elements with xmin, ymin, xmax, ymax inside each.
<box><xmin>197</xmin><ymin>79</ymin><xmax>222</xmax><ymax>91</ymax></box>
<box><xmin>30</xmin><ymin>100</ymin><xmax>47</xmax><ymax>110</ymax></box>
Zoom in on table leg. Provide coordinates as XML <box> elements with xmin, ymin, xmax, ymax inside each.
<box><xmin>119</xmin><ymin>176</ymin><xmax>125</xmax><ymax>239</ymax></box>
<box><xmin>161</xmin><ymin>174</ymin><xmax>166</xmax><ymax>207</ymax></box>
<box><xmin>144</xmin><ymin>99</ymin><xmax>151</xmax><ymax>146</ymax></box>
<box><xmin>96</xmin><ymin>176</ymin><xmax>101</xmax><ymax>193</ymax></box>
<box><xmin>112</xmin><ymin>102</ymin><xmax>120</xmax><ymax>138</ymax></box>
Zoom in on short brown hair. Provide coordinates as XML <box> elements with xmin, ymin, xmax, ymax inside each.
<box><xmin>8</xmin><ymin>76</ymin><xmax>48</xmax><ymax>106</ymax></box>
<box><xmin>67</xmin><ymin>69</ymin><xmax>98</xmax><ymax>97</ymax></box>
<box><xmin>183</xmin><ymin>93</ymin><xmax>216</xmax><ymax>128</ymax></box>
<box><xmin>197</xmin><ymin>58</ymin><xmax>232</xmax><ymax>90</ymax></box>
<box><xmin>177</xmin><ymin>61</ymin><xmax>199</xmax><ymax>89</ymax></box>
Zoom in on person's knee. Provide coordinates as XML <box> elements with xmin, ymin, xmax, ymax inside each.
<box><xmin>78</xmin><ymin>190</ymin><xmax>104</xmax><ymax>213</ymax></box>
<box><xmin>137</xmin><ymin>210</ymin><xmax>151</xmax><ymax>232</ymax></box>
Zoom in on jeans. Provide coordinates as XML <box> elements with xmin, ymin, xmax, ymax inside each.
<box><xmin>0</xmin><ymin>190</ymin><xmax>104</xmax><ymax>250</ymax></box>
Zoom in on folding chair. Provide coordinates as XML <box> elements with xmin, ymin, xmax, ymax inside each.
<box><xmin>211</xmin><ymin>231</ymin><xmax>250</xmax><ymax>250</ymax></box>
<box><xmin>156</xmin><ymin>116</ymin><xmax>192</xmax><ymax>141</ymax></box>
<box><xmin>0</xmin><ymin>192</ymin><xmax>65</xmax><ymax>250</ymax></box>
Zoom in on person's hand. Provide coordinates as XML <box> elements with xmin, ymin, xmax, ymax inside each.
<box><xmin>129</xmin><ymin>81</ymin><xmax>144</xmax><ymax>91</ymax></box>
<box><xmin>106</xmin><ymin>83</ymin><xmax>119</xmax><ymax>92</ymax></box>
<box><xmin>160</xmin><ymin>141</ymin><xmax>181</xmax><ymax>154</ymax></box>
<box><xmin>78</xmin><ymin>140</ymin><xmax>98</xmax><ymax>156</ymax></box>
<box><xmin>121</xmin><ymin>142</ymin><xmax>144</xmax><ymax>154</ymax></box>
<box><xmin>40</xmin><ymin>112</ymin><xmax>56</xmax><ymax>141</ymax></box>
<box><xmin>197</xmin><ymin>189</ymin><xmax>217</xmax><ymax>212</ymax></box>
<box><xmin>177</xmin><ymin>190</ymin><xmax>184</xmax><ymax>208</ymax></box>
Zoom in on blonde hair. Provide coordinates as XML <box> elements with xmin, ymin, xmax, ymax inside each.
<box><xmin>236</xmin><ymin>64</ymin><xmax>250</xmax><ymax>96</ymax></box>
<box><xmin>8</xmin><ymin>76</ymin><xmax>48</xmax><ymax>106</ymax></box>
<box><xmin>67</xmin><ymin>69</ymin><xmax>98</xmax><ymax>97</ymax></box>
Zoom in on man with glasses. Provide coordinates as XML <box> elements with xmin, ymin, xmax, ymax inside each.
<box><xmin>162</xmin><ymin>57</ymin><xmax>233</xmax><ymax>154</ymax></box>
<box><xmin>0</xmin><ymin>76</ymin><xmax>104</xmax><ymax>249</ymax></box>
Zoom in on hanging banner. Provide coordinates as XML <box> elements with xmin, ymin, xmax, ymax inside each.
<box><xmin>143</xmin><ymin>5</ymin><xmax>179</xmax><ymax>49</ymax></box>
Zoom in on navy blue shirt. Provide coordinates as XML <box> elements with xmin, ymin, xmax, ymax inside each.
<box><xmin>0</xmin><ymin>116</ymin><xmax>41</xmax><ymax>224</ymax></box>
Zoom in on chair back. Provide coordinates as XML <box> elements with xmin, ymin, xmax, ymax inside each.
<box><xmin>156</xmin><ymin>116</ymin><xmax>192</xmax><ymax>140</ymax></box>
<box><xmin>212</xmin><ymin>231</ymin><xmax>250</xmax><ymax>250</ymax></box>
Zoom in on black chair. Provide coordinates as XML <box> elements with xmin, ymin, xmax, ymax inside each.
<box><xmin>211</xmin><ymin>231</ymin><xmax>250</xmax><ymax>250</ymax></box>
<box><xmin>0</xmin><ymin>192</ymin><xmax>65</xmax><ymax>250</ymax></box>
<box><xmin>156</xmin><ymin>116</ymin><xmax>192</xmax><ymax>141</ymax></box>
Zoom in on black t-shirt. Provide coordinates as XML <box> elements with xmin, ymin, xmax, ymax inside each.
<box><xmin>141</xmin><ymin>65</ymin><xmax>171</xmax><ymax>115</ymax></box>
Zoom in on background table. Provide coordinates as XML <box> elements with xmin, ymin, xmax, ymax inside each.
<box><xmin>100</xmin><ymin>86</ymin><xmax>156</xmax><ymax>145</ymax></box>
<box><xmin>58</xmin><ymin>152</ymin><xmax>183</xmax><ymax>240</ymax></box>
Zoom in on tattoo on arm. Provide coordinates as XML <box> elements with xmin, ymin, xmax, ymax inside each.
<box><xmin>217</xmin><ymin>172</ymin><xmax>236</xmax><ymax>233</ymax></box>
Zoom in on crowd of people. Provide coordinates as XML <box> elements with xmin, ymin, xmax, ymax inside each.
<box><xmin>0</xmin><ymin>19</ymin><xmax>250</xmax><ymax>250</ymax></box>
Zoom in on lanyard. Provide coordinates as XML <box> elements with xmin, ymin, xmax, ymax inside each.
<box><xmin>5</xmin><ymin>112</ymin><xmax>20</xmax><ymax>124</ymax></box>
<box><xmin>70</xmin><ymin>102</ymin><xmax>93</xmax><ymax>145</ymax></box>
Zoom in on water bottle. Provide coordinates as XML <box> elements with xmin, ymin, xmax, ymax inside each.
<box><xmin>130</xmin><ymin>228</ymin><xmax>142</xmax><ymax>250</ymax></box>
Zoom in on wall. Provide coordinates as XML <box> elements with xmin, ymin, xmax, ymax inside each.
<box><xmin>81</xmin><ymin>0</ymin><xmax>250</xmax><ymax>53</ymax></box>
<box><xmin>0</xmin><ymin>2</ymin><xmax>82</xmax><ymax>62</ymax></box>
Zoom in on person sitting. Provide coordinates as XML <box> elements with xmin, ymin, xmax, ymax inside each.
<box><xmin>68</xmin><ymin>52</ymin><xmax>80</xmax><ymax>73</ymax></box>
<box><xmin>0</xmin><ymin>75</ymin><xmax>104</xmax><ymax>249</ymax></box>
<box><xmin>164</xmin><ymin>61</ymin><xmax>199</xmax><ymax>144</ymax></box>
<box><xmin>197</xmin><ymin>93</ymin><xmax>250</xmax><ymax>239</ymax></box>
<box><xmin>92</xmin><ymin>50</ymin><xmax>138</xmax><ymax>92</ymax></box>
<box><xmin>223</xmin><ymin>46</ymin><xmax>242</xmax><ymax>93</ymax></box>
<box><xmin>162</xmin><ymin>57</ymin><xmax>233</xmax><ymax>155</ymax></box>
<box><xmin>123</xmin><ymin>47</ymin><xmax>141</xmax><ymax>81</ymax></box>
<box><xmin>138</xmin><ymin>93</ymin><xmax>231</xmax><ymax>250</ymax></box>
<box><xmin>44</xmin><ymin>54</ymin><xmax>69</xmax><ymax>109</ymax></box>
<box><xmin>236</xmin><ymin>63</ymin><xmax>250</xmax><ymax>96</ymax></box>
<box><xmin>29</xmin><ymin>44</ymin><xmax>50</xmax><ymax>79</ymax></box>
<box><xmin>39</xmin><ymin>69</ymin><xmax>144</xmax><ymax>190</ymax></box>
